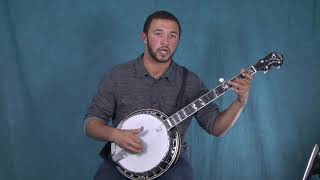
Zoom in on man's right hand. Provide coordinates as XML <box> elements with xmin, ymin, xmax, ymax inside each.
<box><xmin>111</xmin><ymin>127</ymin><xmax>144</xmax><ymax>154</ymax></box>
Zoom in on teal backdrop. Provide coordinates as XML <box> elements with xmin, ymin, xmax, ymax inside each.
<box><xmin>1</xmin><ymin>0</ymin><xmax>320</xmax><ymax>180</ymax></box>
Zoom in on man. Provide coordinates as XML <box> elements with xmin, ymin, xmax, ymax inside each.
<box><xmin>84</xmin><ymin>10</ymin><xmax>253</xmax><ymax>180</ymax></box>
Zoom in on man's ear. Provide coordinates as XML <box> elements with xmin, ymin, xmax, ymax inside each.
<box><xmin>140</xmin><ymin>32</ymin><xmax>147</xmax><ymax>44</ymax></box>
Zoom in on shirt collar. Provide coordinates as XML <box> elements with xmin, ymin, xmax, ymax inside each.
<box><xmin>135</xmin><ymin>54</ymin><xmax>177</xmax><ymax>82</ymax></box>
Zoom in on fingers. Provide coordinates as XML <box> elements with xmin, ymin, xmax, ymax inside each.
<box><xmin>228</xmin><ymin>82</ymin><xmax>246</xmax><ymax>95</ymax></box>
<box><xmin>131</xmin><ymin>134</ymin><xmax>144</xmax><ymax>145</ymax></box>
<box><xmin>226</xmin><ymin>69</ymin><xmax>254</xmax><ymax>105</ymax></box>
<box><xmin>119</xmin><ymin>138</ymin><xmax>144</xmax><ymax>154</ymax></box>
<box><xmin>228</xmin><ymin>80</ymin><xmax>247</xmax><ymax>91</ymax></box>
<box><xmin>242</xmin><ymin>72</ymin><xmax>253</xmax><ymax>81</ymax></box>
<box><xmin>116</xmin><ymin>128</ymin><xmax>145</xmax><ymax>154</ymax></box>
<box><xmin>126</xmin><ymin>138</ymin><xmax>144</xmax><ymax>153</ymax></box>
<box><xmin>125</xmin><ymin>144</ymin><xmax>143</xmax><ymax>154</ymax></box>
<box><xmin>228</xmin><ymin>69</ymin><xmax>253</xmax><ymax>94</ymax></box>
<box><xmin>128</xmin><ymin>126</ymin><xmax>144</xmax><ymax>134</ymax></box>
<box><xmin>229</xmin><ymin>69</ymin><xmax>253</xmax><ymax>88</ymax></box>
<box><xmin>240</xmin><ymin>69</ymin><xmax>253</xmax><ymax>81</ymax></box>
<box><xmin>229</xmin><ymin>79</ymin><xmax>244</xmax><ymax>87</ymax></box>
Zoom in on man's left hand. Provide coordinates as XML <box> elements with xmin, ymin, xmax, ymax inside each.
<box><xmin>228</xmin><ymin>69</ymin><xmax>253</xmax><ymax>106</ymax></box>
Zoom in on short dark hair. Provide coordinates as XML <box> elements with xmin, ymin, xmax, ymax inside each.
<box><xmin>143</xmin><ymin>10</ymin><xmax>181</xmax><ymax>37</ymax></box>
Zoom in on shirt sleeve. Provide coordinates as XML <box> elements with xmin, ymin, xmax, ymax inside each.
<box><xmin>193</xmin><ymin>78</ymin><xmax>220</xmax><ymax>135</ymax></box>
<box><xmin>83</xmin><ymin>72</ymin><xmax>116</xmax><ymax>132</ymax></box>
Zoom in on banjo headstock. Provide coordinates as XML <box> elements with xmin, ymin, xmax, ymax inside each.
<box><xmin>254</xmin><ymin>52</ymin><xmax>284</xmax><ymax>74</ymax></box>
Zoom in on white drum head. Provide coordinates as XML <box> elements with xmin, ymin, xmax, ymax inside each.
<box><xmin>117</xmin><ymin>113</ymin><xmax>169</xmax><ymax>173</ymax></box>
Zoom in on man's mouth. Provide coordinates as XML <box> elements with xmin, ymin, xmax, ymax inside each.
<box><xmin>158</xmin><ymin>48</ymin><xmax>170</xmax><ymax>56</ymax></box>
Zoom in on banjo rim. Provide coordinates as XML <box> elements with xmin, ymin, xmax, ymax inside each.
<box><xmin>111</xmin><ymin>109</ymin><xmax>182</xmax><ymax>179</ymax></box>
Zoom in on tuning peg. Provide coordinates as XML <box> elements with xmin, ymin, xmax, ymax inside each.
<box><xmin>263</xmin><ymin>70</ymin><xmax>268</xmax><ymax>74</ymax></box>
<box><xmin>219</xmin><ymin>78</ymin><xmax>224</xmax><ymax>83</ymax></box>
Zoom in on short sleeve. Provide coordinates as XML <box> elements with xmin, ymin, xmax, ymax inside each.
<box><xmin>83</xmin><ymin>72</ymin><xmax>116</xmax><ymax>129</ymax></box>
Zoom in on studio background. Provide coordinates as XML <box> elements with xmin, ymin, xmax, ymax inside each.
<box><xmin>1</xmin><ymin>0</ymin><xmax>319</xmax><ymax>179</ymax></box>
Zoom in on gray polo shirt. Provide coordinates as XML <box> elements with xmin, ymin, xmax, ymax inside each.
<box><xmin>84</xmin><ymin>55</ymin><xmax>219</xmax><ymax>142</ymax></box>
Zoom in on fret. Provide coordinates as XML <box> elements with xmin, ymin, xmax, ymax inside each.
<box><xmin>166</xmin><ymin>112</ymin><xmax>184</xmax><ymax>129</ymax></box>
<box><xmin>166</xmin><ymin>117</ymin><xmax>174</xmax><ymax>127</ymax></box>
<box><xmin>184</xmin><ymin>105</ymin><xmax>193</xmax><ymax>115</ymax></box>
<box><xmin>246</xmin><ymin>66</ymin><xmax>256</xmax><ymax>75</ymax></box>
<box><xmin>194</xmin><ymin>99</ymin><xmax>204</xmax><ymax>109</ymax></box>
<box><xmin>188</xmin><ymin>103</ymin><xmax>196</xmax><ymax>112</ymax></box>
<box><xmin>221</xmin><ymin>83</ymin><xmax>231</xmax><ymax>91</ymax></box>
<box><xmin>198</xmin><ymin>98</ymin><xmax>206</xmax><ymax>106</ymax></box>
<box><xmin>216</xmin><ymin>86</ymin><xmax>224</xmax><ymax>94</ymax></box>
<box><xmin>218</xmin><ymin>83</ymin><xmax>230</xmax><ymax>93</ymax></box>
<box><xmin>181</xmin><ymin>109</ymin><xmax>188</xmax><ymax>116</ymax></box>
<box><xmin>207</xmin><ymin>90</ymin><xmax>215</xmax><ymax>99</ymax></box>
<box><xmin>183</xmin><ymin>109</ymin><xmax>188</xmax><ymax>116</ymax></box>
<box><xmin>191</xmin><ymin>102</ymin><xmax>199</xmax><ymax>111</ymax></box>
<box><xmin>232</xmin><ymin>66</ymin><xmax>256</xmax><ymax>80</ymax></box>
<box><xmin>213</xmin><ymin>89</ymin><xmax>218</xmax><ymax>97</ymax></box>
<box><xmin>177</xmin><ymin>110</ymin><xmax>187</xmax><ymax>120</ymax></box>
<box><xmin>163</xmin><ymin>120</ymin><xmax>170</xmax><ymax>129</ymax></box>
<box><xmin>172</xmin><ymin>114</ymin><xmax>180</xmax><ymax>124</ymax></box>
<box><xmin>202</xmin><ymin>94</ymin><xmax>211</xmax><ymax>104</ymax></box>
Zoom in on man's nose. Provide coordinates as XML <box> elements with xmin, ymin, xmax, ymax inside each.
<box><xmin>160</xmin><ymin>35</ymin><xmax>169</xmax><ymax>45</ymax></box>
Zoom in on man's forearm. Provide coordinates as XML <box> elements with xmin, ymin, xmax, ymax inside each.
<box><xmin>85</xmin><ymin>118</ymin><xmax>118</xmax><ymax>142</ymax></box>
<box><xmin>211</xmin><ymin>100</ymin><xmax>245</xmax><ymax>137</ymax></box>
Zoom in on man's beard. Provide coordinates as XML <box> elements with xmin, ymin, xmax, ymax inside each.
<box><xmin>146</xmin><ymin>40</ymin><xmax>175</xmax><ymax>64</ymax></box>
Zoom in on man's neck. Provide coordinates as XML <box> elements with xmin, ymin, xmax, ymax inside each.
<box><xmin>142</xmin><ymin>53</ymin><xmax>171</xmax><ymax>80</ymax></box>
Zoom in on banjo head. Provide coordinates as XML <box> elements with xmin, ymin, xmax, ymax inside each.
<box><xmin>111</xmin><ymin>109</ymin><xmax>181</xmax><ymax>179</ymax></box>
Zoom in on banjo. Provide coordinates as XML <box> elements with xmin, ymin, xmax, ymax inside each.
<box><xmin>110</xmin><ymin>52</ymin><xmax>283</xmax><ymax>179</ymax></box>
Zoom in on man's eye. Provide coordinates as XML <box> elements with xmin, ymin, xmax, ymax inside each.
<box><xmin>170</xmin><ymin>34</ymin><xmax>177</xmax><ymax>39</ymax></box>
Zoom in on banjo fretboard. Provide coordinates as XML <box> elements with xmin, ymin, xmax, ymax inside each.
<box><xmin>163</xmin><ymin>66</ymin><xmax>257</xmax><ymax>130</ymax></box>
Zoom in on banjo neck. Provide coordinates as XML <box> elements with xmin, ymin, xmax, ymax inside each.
<box><xmin>162</xmin><ymin>52</ymin><xmax>284</xmax><ymax>130</ymax></box>
<box><xmin>164</xmin><ymin>66</ymin><xmax>258</xmax><ymax>130</ymax></box>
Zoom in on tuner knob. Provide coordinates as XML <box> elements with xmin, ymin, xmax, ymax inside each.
<box><xmin>276</xmin><ymin>65</ymin><xmax>281</xmax><ymax>69</ymax></box>
<box><xmin>263</xmin><ymin>70</ymin><xmax>268</xmax><ymax>74</ymax></box>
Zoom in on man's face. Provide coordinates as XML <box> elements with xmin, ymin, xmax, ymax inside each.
<box><xmin>143</xmin><ymin>19</ymin><xmax>180</xmax><ymax>63</ymax></box>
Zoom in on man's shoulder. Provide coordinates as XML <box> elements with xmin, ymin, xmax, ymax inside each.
<box><xmin>98</xmin><ymin>58</ymin><xmax>138</xmax><ymax>83</ymax></box>
<box><xmin>175</xmin><ymin>63</ymin><xmax>201</xmax><ymax>82</ymax></box>
<box><xmin>106</xmin><ymin>58</ymin><xmax>137</xmax><ymax>76</ymax></box>
<box><xmin>111</xmin><ymin>58</ymin><xmax>136</xmax><ymax>72</ymax></box>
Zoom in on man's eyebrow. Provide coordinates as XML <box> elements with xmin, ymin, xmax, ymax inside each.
<box><xmin>151</xmin><ymin>29</ymin><xmax>179</xmax><ymax>36</ymax></box>
<box><xmin>152</xmin><ymin>29</ymin><xmax>164</xmax><ymax>32</ymax></box>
